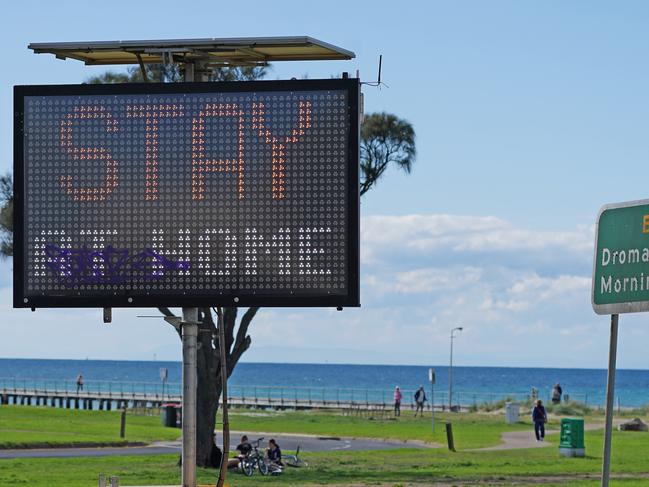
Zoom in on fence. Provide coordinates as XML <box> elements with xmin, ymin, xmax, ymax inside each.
<box><xmin>0</xmin><ymin>377</ymin><xmax>601</xmax><ymax>409</ymax></box>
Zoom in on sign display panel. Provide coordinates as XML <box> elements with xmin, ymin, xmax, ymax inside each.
<box><xmin>14</xmin><ymin>79</ymin><xmax>359</xmax><ymax>308</ymax></box>
<box><xmin>592</xmin><ymin>199</ymin><xmax>649</xmax><ymax>314</ymax></box>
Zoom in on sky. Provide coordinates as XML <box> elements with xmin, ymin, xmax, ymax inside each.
<box><xmin>1</xmin><ymin>0</ymin><xmax>649</xmax><ymax>369</ymax></box>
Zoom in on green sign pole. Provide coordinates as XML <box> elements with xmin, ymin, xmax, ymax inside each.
<box><xmin>601</xmin><ymin>314</ymin><xmax>618</xmax><ymax>487</ymax></box>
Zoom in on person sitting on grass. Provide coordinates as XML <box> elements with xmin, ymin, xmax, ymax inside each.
<box><xmin>266</xmin><ymin>438</ymin><xmax>283</xmax><ymax>467</ymax></box>
<box><xmin>531</xmin><ymin>399</ymin><xmax>548</xmax><ymax>442</ymax></box>
<box><xmin>227</xmin><ymin>435</ymin><xmax>252</xmax><ymax>469</ymax></box>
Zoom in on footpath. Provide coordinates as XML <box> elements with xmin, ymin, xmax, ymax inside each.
<box><xmin>473</xmin><ymin>418</ymin><xmax>624</xmax><ymax>452</ymax></box>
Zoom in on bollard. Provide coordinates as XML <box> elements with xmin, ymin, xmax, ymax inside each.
<box><xmin>98</xmin><ymin>474</ymin><xmax>107</xmax><ymax>487</ymax></box>
<box><xmin>445</xmin><ymin>422</ymin><xmax>456</xmax><ymax>452</ymax></box>
<box><xmin>120</xmin><ymin>407</ymin><xmax>127</xmax><ymax>438</ymax></box>
<box><xmin>109</xmin><ymin>476</ymin><xmax>119</xmax><ymax>487</ymax></box>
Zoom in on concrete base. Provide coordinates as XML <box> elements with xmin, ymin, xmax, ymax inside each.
<box><xmin>559</xmin><ymin>447</ymin><xmax>585</xmax><ymax>457</ymax></box>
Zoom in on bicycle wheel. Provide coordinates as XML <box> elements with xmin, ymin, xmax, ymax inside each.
<box><xmin>242</xmin><ymin>460</ymin><xmax>254</xmax><ymax>477</ymax></box>
<box><xmin>258</xmin><ymin>459</ymin><xmax>269</xmax><ymax>476</ymax></box>
<box><xmin>285</xmin><ymin>456</ymin><xmax>308</xmax><ymax>468</ymax></box>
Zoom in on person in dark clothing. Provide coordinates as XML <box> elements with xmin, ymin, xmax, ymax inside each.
<box><xmin>210</xmin><ymin>433</ymin><xmax>223</xmax><ymax>468</ymax></box>
<box><xmin>228</xmin><ymin>435</ymin><xmax>251</xmax><ymax>469</ymax></box>
<box><xmin>551</xmin><ymin>383</ymin><xmax>563</xmax><ymax>404</ymax></box>
<box><xmin>236</xmin><ymin>435</ymin><xmax>252</xmax><ymax>457</ymax></box>
<box><xmin>532</xmin><ymin>399</ymin><xmax>548</xmax><ymax>441</ymax></box>
<box><xmin>266</xmin><ymin>438</ymin><xmax>282</xmax><ymax>467</ymax></box>
<box><xmin>414</xmin><ymin>386</ymin><xmax>427</xmax><ymax>417</ymax></box>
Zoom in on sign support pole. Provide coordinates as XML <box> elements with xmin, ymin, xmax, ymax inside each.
<box><xmin>180</xmin><ymin>62</ymin><xmax>201</xmax><ymax>487</ymax></box>
<box><xmin>216</xmin><ymin>308</ymin><xmax>230</xmax><ymax>487</ymax></box>
<box><xmin>431</xmin><ymin>380</ymin><xmax>435</xmax><ymax>433</ymax></box>
<box><xmin>429</xmin><ymin>367</ymin><xmax>435</xmax><ymax>433</ymax></box>
<box><xmin>601</xmin><ymin>313</ymin><xmax>619</xmax><ymax>487</ymax></box>
<box><xmin>181</xmin><ymin>307</ymin><xmax>198</xmax><ymax>487</ymax></box>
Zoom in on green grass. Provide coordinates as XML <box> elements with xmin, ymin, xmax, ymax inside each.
<box><xmin>2</xmin><ymin>406</ymin><xmax>649</xmax><ymax>485</ymax></box>
<box><xmin>3</xmin><ymin>427</ymin><xmax>649</xmax><ymax>487</ymax></box>
<box><xmin>226</xmin><ymin>408</ymin><xmax>533</xmax><ymax>449</ymax></box>
<box><xmin>0</xmin><ymin>406</ymin><xmax>181</xmax><ymax>448</ymax></box>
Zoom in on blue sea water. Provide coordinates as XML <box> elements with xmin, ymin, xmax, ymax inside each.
<box><xmin>1</xmin><ymin>358</ymin><xmax>649</xmax><ymax>407</ymax></box>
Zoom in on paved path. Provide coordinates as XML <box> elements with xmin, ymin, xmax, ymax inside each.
<box><xmin>472</xmin><ymin>429</ymin><xmax>557</xmax><ymax>451</ymax></box>
<box><xmin>0</xmin><ymin>431</ymin><xmax>434</xmax><ymax>459</ymax></box>
<box><xmin>472</xmin><ymin>419</ymin><xmax>624</xmax><ymax>452</ymax></box>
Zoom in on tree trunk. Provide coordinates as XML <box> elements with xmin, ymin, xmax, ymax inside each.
<box><xmin>195</xmin><ymin>308</ymin><xmax>221</xmax><ymax>467</ymax></box>
<box><xmin>160</xmin><ymin>306</ymin><xmax>256</xmax><ymax>468</ymax></box>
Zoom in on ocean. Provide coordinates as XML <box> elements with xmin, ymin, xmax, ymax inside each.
<box><xmin>1</xmin><ymin>358</ymin><xmax>649</xmax><ymax>408</ymax></box>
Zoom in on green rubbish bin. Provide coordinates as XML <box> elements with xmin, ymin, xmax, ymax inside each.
<box><xmin>559</xmin><ymin>417</ymin><xmax>585</xmax><ymax>457</ymax></box>
<box><xmin>161</xmin><ymin>404</ymin><xmax>178</xmax><ymax>428</ymax></box>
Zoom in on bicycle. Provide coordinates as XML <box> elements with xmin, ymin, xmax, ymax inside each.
<box><xmin>241</xmin><ymin>437</ymin><xmax>269</xmax><ymax>476</ymax></box>
<box><xmin>283</xmin><ymin>445</ymin><xmax>308</xmax><ymax>468</ymax></box>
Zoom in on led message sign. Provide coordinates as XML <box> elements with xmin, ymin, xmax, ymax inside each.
<box><xmin>14</xmin><ymin>79</ymin><xmax>360</xmax><ymax>308</ymax></box>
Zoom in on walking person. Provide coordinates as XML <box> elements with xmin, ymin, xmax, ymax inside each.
<box><xmin>393</xmin><ymin>386</ymin><xmax>402</xmax><ymax>417</ymax></box>
<box><xmin>532</xmin><ymin>399</ymin><xmax>548</xmax><ymax>441</ymax></box>
<box><xmin>551</xmin><ymin>383</ymin><xmax>562</xmax><ymax>405</ymax></box>
<box><xmin>414</xmin><ymin>385</ymin><xmax>427</xmax><ymax>417</ymax></box>
<box><xmin>76</xmin><ymin>374</ymin><xmax>84</xmax><ymax>393</ymax></box>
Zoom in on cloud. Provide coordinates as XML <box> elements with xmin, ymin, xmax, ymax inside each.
<box><xmin>508</xmin><ymin>274</ymin><xmax>591</xmax><ymax>300</ymax></box>
<box><xmin>3</xmin><ymin>212</ymin><xmax>642</xmax><ymax>368</ymax></box>
<box><xmin>362</xmin><ymin>214</ymin><xmax>593</xmax><ymax>259</ymax></box>
<box><xmin>365</xmin><ymin>266</ymin><xmax>482</xmax><ymax>295</ymax></box>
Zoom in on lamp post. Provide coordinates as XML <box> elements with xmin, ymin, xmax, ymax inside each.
<box><xmin>449</xmin><ymin>326</ymin><xmax>463</xmax><ymax>411</ymax></box>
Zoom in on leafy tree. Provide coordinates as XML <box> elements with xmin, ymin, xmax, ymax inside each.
<box><xmin>0</xmin><ymin>173</ymin><xmax>12</xmax><ymax>257</ymax></box>
<box><xmin>360</xmin><ymin>112</ymin><xmax>416</xmax><ymax>195</ymax></box>
<box><xmin>85</xmin><ymin>64</ymin><xmax>268</xmax><ymax>84</ymax></box>
<box><xmin>85</xmin><ymin>64</ymin><xmax>182</xmax><ymax>84</ymax></box>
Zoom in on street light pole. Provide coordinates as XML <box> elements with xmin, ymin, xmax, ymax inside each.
<box><xmin>449</xmin><ymin>326</ymin><xmax>463</xmax><ymax>411</ymax></box>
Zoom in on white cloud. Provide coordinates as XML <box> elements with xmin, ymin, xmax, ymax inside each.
<box><xmin>508</xmin><ymin>274</ymin><xmax>591</xmax><ymax>300</ymax></box>
<box><xmin>362</xmin><ymin>214</ymin><xmax>593</xmax><ymax>260</ymax></box>
<box><xmin>365</xmin><ymin>266</ymin><xmax>482</xmax><ymax>295</ymax></box>
<box><xmin>3</xmin><ymin>213</ymin><xmax>641</xmax><ymax>368</ymax></box>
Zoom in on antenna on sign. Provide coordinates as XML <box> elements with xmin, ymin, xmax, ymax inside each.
<box><xmin>361</xmin><ymin>54</ymin><xmax>388</xmax><ymax>88</ymax></box>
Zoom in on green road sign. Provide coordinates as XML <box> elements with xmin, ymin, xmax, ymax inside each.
<box><xmin>593</xmin><ymin>199</ymin><xmax>649</xmax><ymax>314</ymax></box>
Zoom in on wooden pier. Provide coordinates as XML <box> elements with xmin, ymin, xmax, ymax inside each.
<box><xmin>0</xmin><ymin>385</ymin><xmax>443</xmax><ymax>413</ymax></box>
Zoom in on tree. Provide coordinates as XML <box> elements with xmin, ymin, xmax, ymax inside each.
<box><xmin>360</xmin><ymin>112</ymin><xmax>416</xmax><ymax>196</ymax></box>
<box><xmin>85</xmin><ymin>64</ymin><xmax>268</xmax><ymax>84</ymax></box>
<box><xmin>158</xmin><ymin>306</ymin><xmax>257</xmax><ymax>466</ymax></box>
<box><xmin>85</xmin><ymin>64</ymin><xmax>182</xmax><ymax>84</ymax></box>
<box><xmin>0</xmin><ymin>173</ymin><xmax>13</xmax><ymax>257</ymax></box>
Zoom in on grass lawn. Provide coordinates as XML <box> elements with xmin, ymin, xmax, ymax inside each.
<box><xmin>227</xmin><ymin>408</ymin><xmax>533</xmax><ymax>449</ymax></box>
<box><xmin>1</xmin><ymin>405</ymin><xmax>533</xmax><ymax>450</ymax></box>
<box><xmin>3</xmin><ymin>427</ymin><xmax>649</xmax><ymax>487</ymax></box>
<box><xmin>2</xmin><ymin>406</ymin><xmax>649</xmax><ymax>485</ymax></box>
<box><xmin>0</xmin><ymin>406</ymin><xmax>180</xmax><ymax>448</ymax></box>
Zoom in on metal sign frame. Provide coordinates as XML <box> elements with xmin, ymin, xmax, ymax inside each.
<box><xmin>592</xmin><ymin>198</ymin><xmax>649</xmax><ymax>315</ymax></box>
<box><xmin>14</xmin><ymin>78</ymin><xmax>360</xmax><ymax>309</ymax></box>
